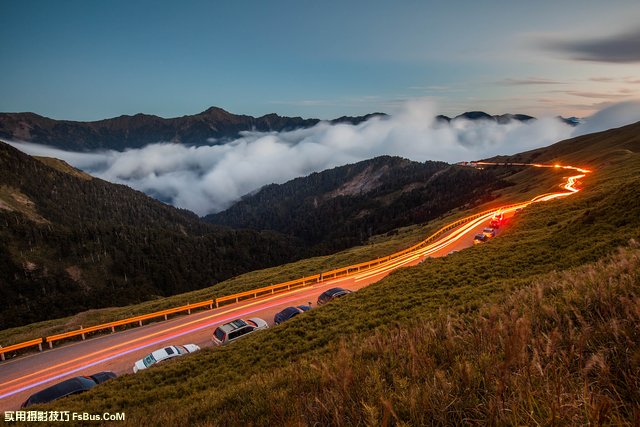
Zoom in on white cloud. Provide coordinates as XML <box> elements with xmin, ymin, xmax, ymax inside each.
<box><xmin>9</xmin><ymin>99</ymin><xmax>638</xmax><ymax>216</ymax></box>
<box><xmin>572</xmin><ymin>100</ymin><xmax>640</xmax><ymax>136</ymax></box>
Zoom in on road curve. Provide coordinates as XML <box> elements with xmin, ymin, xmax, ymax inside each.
<box><xmin>0</xmin><ymin>162</ymin><xmax>590</xmax><ymax>410</ymax></box>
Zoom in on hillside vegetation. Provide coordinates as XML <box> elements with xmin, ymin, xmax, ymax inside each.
<box><xmin>207</xmin><ymin>156</ymin><xmax>515</xmax><ymax>253</ymax></box>
<box><xmin>45</xmin><ymin>122</ymin><xmax>640</xmax><ymax>425</ymax></box>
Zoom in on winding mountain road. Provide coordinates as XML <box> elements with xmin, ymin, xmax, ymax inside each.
<box><xmin>0</xmin><ymin>162</ymin><xmax>589</xmax><ymax>410</ymax></box>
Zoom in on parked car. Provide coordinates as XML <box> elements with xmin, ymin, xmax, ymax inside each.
<box><xmin>212</xmin><ymin>318</ymin><xmax>268</xmax><ymax>345</ymax></box>
<box><xmin>317</xmin><ymin>287</ymin><xmax>352</xmax><ymax>305</ymax></box>
<box><xmin>133</xmin><ymin>344</ymin><xmax>200</xmax><ymax>373</ymax></box>
<box><xmin>482</xmin><ymin>227</ymin><xmax>496</xmax><ymax>238</ymax></box>
<box><xmin>473</xmin><ymin>233</ymin><xmax>488</xmax><ymax>244</ymax></box>
<box><xmin>21</xmin><ymin>372</ymin><xmax>116</xmax><ymax>407</ymax></box>
<box><xmin>274</xmin><ymin>305</ymin><xmax>311</xmax><ymax>324</ymax></box>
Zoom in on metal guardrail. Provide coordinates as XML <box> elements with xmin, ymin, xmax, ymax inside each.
<box><xmin>215</xmin><ymin>275</ymin><xmax>322</xmax><ymax>307</ymax></box>
<box><xmin>44</xmin><ymin>300</ymin><xmax>214</xmax><ymax>348</ymax></box>
<box><xmin>0</xmin><ymin>338</ymin><xmax>44</xmax><ymax>361</ymax></box>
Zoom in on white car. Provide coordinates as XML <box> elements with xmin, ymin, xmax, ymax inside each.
<box><xmin>212</xmin><ymin>318</ymin><xmax>269</xmax><ymax>345</ymax></box>
<box><xmin>133</xmin><ymin>344</ymin><xmax>200</xmax><ymax>373</ymax></box>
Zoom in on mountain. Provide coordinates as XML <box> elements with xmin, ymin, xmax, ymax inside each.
<box><xmin>0</xmin><ymin>108</ymin><xmax>386</xmax><ymax>151</ymax></box>
<box><xmin>54</xmin><ymin>122</ymin><xmax>640</xmax><ymax>425</ymax></box>
<box><xmin>558</xmin><ymin>115</ymin><xmax>582</xmax><ymax>126</ymax></box>
<box><xmin>0</xmin><ymin>140</ymin><xmax>304</xmax><ymax>328</ymax></box>
<box><xmin>436</xmin><ymin>111</ymin><xmax>535</xmax><ymax>123</ymax></box>
<box><xmin>206</xmin><ymin>156</ymin><xmax>515</xmax><ymax>253</ymax></box>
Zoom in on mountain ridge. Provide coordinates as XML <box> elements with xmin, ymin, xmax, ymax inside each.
<box><xmin>0</xmin><ymin>108</ymin><xmax>386</xmax><ymax>151</ymax></box>
<box><xmin>1</xmin><ymin>107</ymin><xmax>553</xmax><ymax>151</ymax></box>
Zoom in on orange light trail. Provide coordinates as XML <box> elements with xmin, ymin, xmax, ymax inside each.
<box><xmin>355</xmin><ymin>162</ymin><xmax>591</xmax><ymax>281</ymax></box>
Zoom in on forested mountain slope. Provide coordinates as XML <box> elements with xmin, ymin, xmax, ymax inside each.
<box><xmin>0</xmin><ymin>141</ymin><xmax>302</xmax><ymax>327</ymax></box>
<box><xmin>207</xmin><ymin>156</ymin><xmax>516</xmax><ymax>252</ymax></box>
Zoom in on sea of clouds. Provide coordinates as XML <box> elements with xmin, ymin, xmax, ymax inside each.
<box><xmin>7</xmin><ymin>100</ymin><xmax>640</xmax><ymax>216</ymax></box>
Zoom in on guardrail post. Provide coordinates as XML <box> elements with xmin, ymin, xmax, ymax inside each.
<box><xmin>38</xmin><ymin>342</ymin><xmax>42</xmax><ymax>352</ymax></box>
<box><xmin>49</xmin><ymin>341</ymin><xmax>53</xmax><ymax>349</ymax></box>
<box><xmin>187</xmin><ymin>303</ymin><xmax>191</xmax><ymax>315</ymax></box>
<box><xmin>164</xmin><ymin>314</ymin><xmax>168</xmax><ymax>320</ymax></box>
<box><xmin>138</xmin><ymin>320</ymin><xmax>143</xmax><ymax>327</ymax></box>
<box><xmin>81</xmin><ymin>326</ymin><xmax>85</xmax><ymax>341</ymax></box>
<box><xmin>209</xmin><ymin>302</ymin><xmax>213</xmax><ymax>309</ymax></box>
<box><xmin>111</xmin><ymin>326</ymin><xmax>115</xmax><ymax>333</ymax></box>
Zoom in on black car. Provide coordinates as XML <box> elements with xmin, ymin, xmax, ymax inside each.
<box><xmin>473</xmin><ymin>233</ymin><xmax>488</xmax><ymax>244</ymax></box>
<box><xmin>274</xmin><ymin>305</ymin><xmax>311</xmax><ymax>324</ymax></box>
<box><xmin>21</xmin><ymin>372</ymin><xmax>116</xmax><ymax>408</ymax></box>
<box><xmin>317</xmin><ymin>287</ymin><xmax>352</xmax><ymax>305</ymax></box>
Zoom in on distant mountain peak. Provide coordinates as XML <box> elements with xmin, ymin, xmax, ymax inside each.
<box><xmin>436</xmin><ymin>111</ymin><xmax>539</xmax><ymax>124</ymax></box>
<box><xmin>557</xmin><ymin>116</ymin><xmax>582</xmax><ymax>126</ymax></box>
<box><xmin>456</xmin><ymin>111</ymin><xmax>494</xmax><ymax>121</ymax></box>
<box><xmin>198</xmin><ymin>106</ymin><xmax>233</xmax><ymax>116</ymax></box>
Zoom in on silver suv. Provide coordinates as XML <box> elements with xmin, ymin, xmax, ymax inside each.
<box><xmin>212</xmin><ymin>318</ymin><xmax>268</xmax><ymax>345</ymax></box>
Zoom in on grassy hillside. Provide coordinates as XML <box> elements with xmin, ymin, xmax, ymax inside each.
<box><xmin>39</xmin><ymin>122</ymin><xmax>640</xmax><ymax>425</ymax></box>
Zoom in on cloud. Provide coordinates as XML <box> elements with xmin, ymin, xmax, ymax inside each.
<box><xmin>572</xmin><ymin>100</ymin><xmax>640</xmax><ymax>136</ymax></box>
<box><xmin>589</xmin><ymin>77</ymin><xmax>616</xmax><ymax>83</ymax></box>
<box><xmin>13</xmin><ymin>99</ymin><xmax>629</xmax><ymax>217</ymax></box>
<box><xmin>539</xmin><ymin>27</ymin><xmax>640</xmax><ymax>63</ymax></box>
<box><xmin>564</xmin><ymin>91</ymin><xmax>633</xmax><ymax>100</ymax></box>
<box><xmin>498</xmin><ymin>77</ymin><xmax>565</xmax><ymax>85</ymax></box>
<box><xmin>588</xmin><ymin>77</ymin><xmax>640</xmax><ymax>84</ymax></box>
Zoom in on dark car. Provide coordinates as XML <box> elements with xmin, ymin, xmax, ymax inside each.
<box><xmin>21</xmin><ymin>372</ymin><xmax>116</xmax><ymax>408</ymax></box>
<box><xmin>473</xmin><ymin>233</ymin><xmax>488</xmax><ymax>244</ymax></box>
<box><xmin>317</xmin><ymin>287</ymin><xmax>352</xmax><ymax>305</ymax></box>
<box><xmin>274</xmin><ymin>305</ymin><xmax>311</xmax><ymax>324</ymax></box>
<box><xmin>88</xmin><ymin>371</ymin><xmax>117</xmax><ymax>384</ymax></box>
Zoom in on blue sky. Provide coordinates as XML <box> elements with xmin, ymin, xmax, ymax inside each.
<box><xmin>1</xmin><ymin>0</ymin><xmax>639</xmax><ymax>120</ymax></box>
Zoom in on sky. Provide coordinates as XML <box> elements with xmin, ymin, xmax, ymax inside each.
<box><xmin>1</xmin><ymin>0</ymin><xmax>640</xmax><ymax>121</ymax></box>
